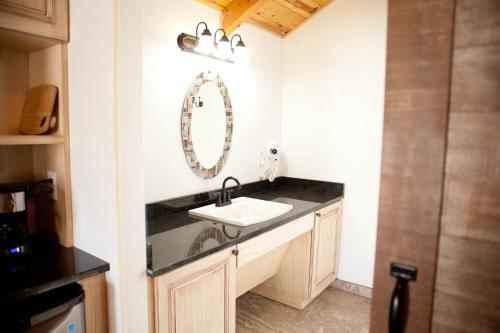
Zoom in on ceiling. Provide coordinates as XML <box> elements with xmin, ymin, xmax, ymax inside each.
<box><xmin>195</xmin><ymin>0</ymin><xmax>334</xmax><ymax>38</ymax></box>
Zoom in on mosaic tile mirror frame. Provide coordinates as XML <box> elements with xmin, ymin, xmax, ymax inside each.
<box><xmin>181</xmin><ymin>71</ymin><xmax>233</xmax><ymax>179</ymax></box>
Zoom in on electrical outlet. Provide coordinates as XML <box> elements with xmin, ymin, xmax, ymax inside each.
<box><xmin>47</xmin><ymin>171</ymin><xmax>57</xmax><ymax>201</ymax></box>
<box><xmin>258</xmin><ymin>151</ymin><xmax>265</xmax><ymax>167</ymax></box>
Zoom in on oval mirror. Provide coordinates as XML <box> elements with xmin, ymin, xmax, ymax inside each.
<box><xmin>181</xmin><ymin>72</ymin><xmax>233</xmax><ymax>179</ymax></box>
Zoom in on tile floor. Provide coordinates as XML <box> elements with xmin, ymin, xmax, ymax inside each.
<box><xmin>236</xmin><ymin>288</ymin><xmax>371</xmax><ymax>333</ymax></box>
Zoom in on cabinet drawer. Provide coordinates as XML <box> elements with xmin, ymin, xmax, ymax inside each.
<box><xmin>237</xmin><ymin>213</ymin><xmax>314</xmax><ymax>267</ymax></box>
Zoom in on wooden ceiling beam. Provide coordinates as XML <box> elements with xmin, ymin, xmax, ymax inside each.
<box><xmin>196</xmin><ymin>0</ymin><xmax>225</xmax><ymax>11</ymax></box>
<box><xmin>222</xmin><ymin>0</ymin><xmax>268</xmax><ymax>34</ymax></box>
<box><xmin>194</xmin><ymin>0</ymin><xmax>334</xmax><ymax>38</ymax></box>
<box><xmin>195</xmin><ymin>0</ymin><xmax>230</xmax><ymax>11</ymax></box>
<box><xmin>247</xmin><ymin>17</ymin><xmax>289</xmax><ymax>38</ymax></box>
<box><xmin>271</xmin><ymin>0</ymin><xmax>318</xmax><ymax>18</ymax></box>
<box><xmin>301</xmin><ymin>0</ymin><xmax>325</xmax><ymax>6</ymax></box>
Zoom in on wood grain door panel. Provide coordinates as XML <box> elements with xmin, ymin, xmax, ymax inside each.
<box><xmin>370</xmin><ymin>0</ymin><xmax>455</xmax><ymax>331</ymax></box>
<box><xmin>154</xmin><ymin>247</ymin><xmax>236</xmax><ymax>333</ymax></box>
<box><xmin>173</xmin><ymin>265</ymin><xmax>226</xmax><ymax>333</ymax></box>
<box><xmin>372</xmin><ymin>0</ymin><xmax>500</xmax><ymax>332</ymax></box>
<box><xmin>313</xmin><ymin>209</ymin><xmax>338</xmax><ymax>284</ymax></box>
<box><xmin>311</xmin><ymin>201</ymin><xmax>341</xmax><ymax>299</ymax></box>
<box><xmin>0</xmin><ymin>0</ymin><xmax>68</xmax><ymax>41</ymax></box>
<box><xmin>1</xmin><ymin>0</ymin><xmax>48</xmax><ymax>17</ymax></box>
<box><xmin>431</xmin><ymin>1</ymin><xmax>500</xmax><ymax>331</ymax></box>
<box><xmin>78</xmin><ymin>273</ymin><xmax>108</xmax><ymax>333</ymax></box>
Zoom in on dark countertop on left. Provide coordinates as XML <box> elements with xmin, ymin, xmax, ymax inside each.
<box><xmin>0</xmin><ymin>238</ymin><xmax>110</xmax><ymax>303</ymax></box>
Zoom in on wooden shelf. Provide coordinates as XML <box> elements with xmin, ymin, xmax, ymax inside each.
<box><xmin>0</xmin><ymin>135</ymin><xmax>65</xmax><ymax>145</ymax></box>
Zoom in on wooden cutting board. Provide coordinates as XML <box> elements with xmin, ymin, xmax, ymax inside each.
<box><xmin>19</xmin><ymin>84</ymin><xmax>58</xmax><ymax>135</ymax></box>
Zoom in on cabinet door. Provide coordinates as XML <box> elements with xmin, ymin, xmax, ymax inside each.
<box><xmin>310</xmin><ymin>201</ymin><xmax>342</xmax><ymax>299</ymax></box>
<box><xmin>0</xmin><ymin>0</ymin><xmax>68</xmax><ymax>41</ymax></box>
<box><xmin>78</xmin><ymin>273</ymin><xmax>108</xmax><ymax>333</ymax></box>
<box><xmin>153</xmin><ymin>247</ymin><xmax>236</xmax><ymax>333</ymax></box>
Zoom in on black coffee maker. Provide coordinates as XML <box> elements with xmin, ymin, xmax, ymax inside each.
<box><xmin>0</xmin><ymin>180</ymin><xmax>53</xmax><ymax>259</ymax></box>
<box><xmin>0</xmin><ymin>183</ymin><xmax>30</xmax><ymax>258</ymax></box>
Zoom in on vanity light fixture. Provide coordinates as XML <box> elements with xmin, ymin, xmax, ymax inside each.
<box><xmin>193</xmin><ymin>22</ymin><xmax>215</xmax><ymax>55</ymax></box>
<box><xmin>177</xmin><ymin>22</ymin><xmax>248</xmax><ymax>64</ymax></box>
<box><xmin>231</xmin><ymin>34</ymin><xmax>250</xmax><ymax>64</ymax></box>
<box><xmin>214</xmin><ymin>29</ymin><xmax>232</xmax><ymax>60</ymax></box>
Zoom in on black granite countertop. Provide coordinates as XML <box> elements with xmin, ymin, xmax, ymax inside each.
<box><xmin>146</xmin><ymin>177</ymin><xmax>344</xmax><ymax>277</ymax></box>
<box><xmin>0</xmin><ymin>238</ymin><xmax>110</xmax><ymax>302</ymax></box>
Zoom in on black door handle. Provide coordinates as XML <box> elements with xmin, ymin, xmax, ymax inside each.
<box><xmin>389</xmin><ymin>263</ymin><xmax>417</xmax><ymax>333</ymax></box>
<box><xmin>389</xmin><ymin>277</ymin><xmax>406</xmax><ymax>333</ymax></box>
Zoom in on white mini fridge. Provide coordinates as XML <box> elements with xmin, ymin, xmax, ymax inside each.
<box><xmin>5</xmin><ymin>283</ymin><xmax>85</xmax><ymax>333</ymax></box>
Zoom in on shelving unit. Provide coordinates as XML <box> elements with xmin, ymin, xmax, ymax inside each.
<box><xmin>0</xmin><ymin>135</ymin><xmax>66</xmax><ymax>145</ymax></box>
<box><xmin>1</xmin><ymin>4</ymin><xmax>110</xmax><ymax>331</ymax></box>
<box><xmin>0</xmin><ymin>39</ymin><xmax>73</xmax><ymax>247</ymax></box>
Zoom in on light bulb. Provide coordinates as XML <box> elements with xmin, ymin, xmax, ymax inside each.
<box><xmin>233</xmin><ymin>40</ymin><xmax>249</xmax><ymax>64</ymax></box>
<box><xmin>195</xmin><ymin>29</ymin><xmax>215</xmax><ymax>55</ymax></box>
<box><xmin>215</xmin><ymin>35</ymin><xmax>232</xmax><ymax>60</ymax></box>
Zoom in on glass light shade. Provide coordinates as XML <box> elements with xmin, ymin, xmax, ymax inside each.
<box><xmin>195</xmin><ymin>31</ymin><xmax>215</xmax><ymax>55</ymax></box>
<box><xmin>233</xmin><ymin>41</ymin><xmax>249</xmax><ymax>64</ymax></box>
<box><xmin>215</xmin><ymin>36</ymin><xmax>232</xmax><ymax>60</ymax></box>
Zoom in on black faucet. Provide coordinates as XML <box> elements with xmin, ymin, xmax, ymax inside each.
<box><xmin>216</xmin><ymin>176</ymin><xmax>242</xmax><ymax>207</ymax></box>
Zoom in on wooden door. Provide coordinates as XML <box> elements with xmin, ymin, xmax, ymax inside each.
<box><xmin>0</xmin><ymin>0</ymin><xmax>68</xmax><ymax>41</ymax></box>
<box><xmin>153</xmin><ymin>247</ymin><xmax>236</xmax><ymax>333</ymax></box>
<box><xmin>311</xmin><ymin>201</ymin><xmax>341</xmax><ymax>299</ymax></box>
<box><xmin>431</xmin><ymin>1</ymin><xmax>500</xmax><ymax>331</ymax></box>
<box><xmin>370</xmin><ymin>1</ymin><xmax>455</xmax><ymax>331</ymax></box>
<box><xmin>371</xmin><ymin>0</ymin><xmax>500</xmax><ymax>332</ymax></box>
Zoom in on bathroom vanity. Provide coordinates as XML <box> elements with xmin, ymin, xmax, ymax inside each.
<box><xmin>146</xmin><ymin>177</ymin><xmax>343</xmax><ymax>333</ymax></box>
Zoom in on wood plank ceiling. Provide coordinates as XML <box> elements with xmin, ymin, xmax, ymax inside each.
<box><xmin>196</xmin><ymin>0</ymin><xmax>333</xmax><ymax>38</ymax></box>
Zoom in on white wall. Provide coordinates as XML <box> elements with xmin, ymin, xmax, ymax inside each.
<box><xmin>69</xmin><ymin>0</ymin><xmax>148</xmax><ymax>331</ymax></box>
<box><xmin>68</xmin><ymin>0</ymin><xmax>122</xmax><ymax>331</ymax></box>
<box><xmin>69</xmin><ymin>3</ymin><xmax>386</xmax><ymax>332</ymax></box>
<box><xmin>142</xmin><ymin>0</ymin><xmax>387</xmax><ymax>287</ymax></box>
<box><xmin>142</xmin><ymin>0</ymin><xmax>284</xmax><ymax>203</ymax></box>
<box><xmin>115</xmin><ymin>0</ymin><xmax>149</xmax><ymax>331</ymax></box>
<box><xmin>281</xmin><ymin>0</ymin><xmax>387</xmax><ymax>287</ymax></box>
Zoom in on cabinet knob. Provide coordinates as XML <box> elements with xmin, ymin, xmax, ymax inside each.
<box><xmin>316</xmin><ymin>212</ymin><xmax>322</xmax><ymax>217</ymax></box>
<box><xmin>232</xmin><ymin>249</ymin><xmax>239</xmax><ymax>256</ymax></box>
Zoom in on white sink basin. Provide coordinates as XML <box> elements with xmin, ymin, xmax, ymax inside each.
<box><xmin>189</xmin><ymin>197</ymin><xmax>293</xmax><ymax>227</ymax></box>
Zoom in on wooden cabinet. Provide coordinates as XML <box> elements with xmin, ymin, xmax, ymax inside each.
<box><xmin>0</xmin><ymin>0</ymin><xmax>68</xmax><ymax>41</ymax></box>
<box><xmin>150</xmin><ymin>201</ymin><xmax>342</xmax><ymax>330</ymax></box>
<box><xmin>151</xmin><ymin>247</ymin><xmax>236</xmax><ymax>333</ymax></box>
<box><xmin>310</xmin><ymin>201</ymin><xmax>342</xmax><ymax>299</ymax></box>
<box><xmin>0</xmin><ymin>3</ymin><xmax>109</xmax><ymax>331</ymax></box>
<box><xmin>252</xmin><ymin>201</ymin><xmax>343</xmax><ymax>308</ymax></box>
<box><xmin>78</xmin><ymin>273</ymin><xmax>109</xmax><ymax>333</ymax></box>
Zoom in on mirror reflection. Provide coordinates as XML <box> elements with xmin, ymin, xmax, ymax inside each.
<box><xmin>181</xmin><ymin>72</ymin><xmax>233</xmax><ymax>179</ymax></box>
<box><xmin>191</xmin><ymin>81</ymin><xmax>227</xmax><ymax>168</ymax></box>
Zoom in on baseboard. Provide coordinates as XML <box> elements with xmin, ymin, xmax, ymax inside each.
<box><xmin>331</xmin><ymin>279</ymin><xmax>372</xmax><ymax>299</ymax></box>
